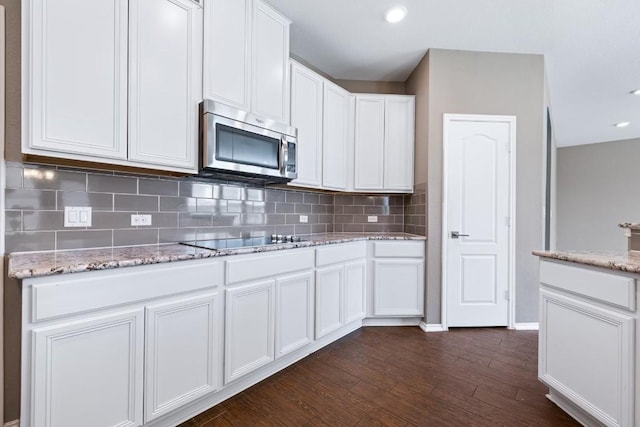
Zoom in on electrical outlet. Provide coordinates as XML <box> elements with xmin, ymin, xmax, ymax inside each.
<box><xmin>299</xmin><ymin>215</ymin><xmax>308</xmax><ymax>223</ymax></box>
<box><xmin>367</xmin><ymin>216</ymin><xmax>378</xmax><ymax>223</ymax></box>
<box><xmin>131</xmin><ymin>214</ymin><xmax>152</xmax><ymax>226</ymax></box>
<box><xmin>64</xmin><ymin>207</ymin><xmax>92</xmax><ymax>227</ymax></box>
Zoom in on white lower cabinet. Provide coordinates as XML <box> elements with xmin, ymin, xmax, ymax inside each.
<box><xmin>276</xmin><ymin>271</ymin><xmax>314</xmax><ymax>358</ymax></box>
<box><xmin>537</xmin><ymin>259</ymin><xmax>638</xmax><ymax>427</ymax></box>
<box><xmin>315</xmin><ymin>243</ymin><xmax>367</xmax><ymax>338</ymax></box>
<box><xmin>370</xmin><ymin>241</ymin><xmax>425</xmax><ymax>317</ymax></box>
<box><xmin>32</xmin><ymin>309</ymin><xmax>145</xmax><ymax>427</ymax></box>
<box><xmin>223</xmin><ymin>249</ymin><xmax>315</xmax><ymax>384</ymax></box>
<box><xmin>344</xmin><ymin>260</ymin><xmax>366</xmax><ymax>324</ymax></box>
<box><xmin>145</xmin><ymin>293</ymin><xmax>221</xmax><ymax>422</ymax></box>
<box><xmin>316</xmin><ymin>265</ymin><xmax>344</xmax><ymax>338</ymax></box>
<box><xmin>21</xmin><ymin>260</ymin><xmax>223</xmax><ymax>427</ymax></box>
<box><xmin>224</xmin><ymin>280</ymin><xmax>276</xmax><ymax>384</ymax></box>
<box><xmin>20</xmin><ymin>241</ymin><xmax>425</xmax><ymax>426</ymax></box>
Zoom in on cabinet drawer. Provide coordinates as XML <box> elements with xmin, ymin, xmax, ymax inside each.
<box><xmin>373</xmin><ymin>241</ymin><xmax>425</xmax><ymax>258</ymax></box>
<box><xmin>226</xmin><ymin>249</ymin><xmax>314</xmax><ymax>285</ymax></box>
<box><xmin>539</xmin><ymin>260</ymin><xmax>636</xmax><ymax>310</ymax></box>
<box><xmin>316</xmin><ymin>242</ymin><xmax>366</xmax><ymax>267</ymax></box>
<box><xmin>30</xmin><ymin>260</ymin><xmax>222</xmax><ymax>322</ymax></box>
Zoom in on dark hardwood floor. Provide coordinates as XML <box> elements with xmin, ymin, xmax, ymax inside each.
<box><xmin>179</xmin><ymin>327</ymin><xmax>580</xmax><ymax>427</ymax></box>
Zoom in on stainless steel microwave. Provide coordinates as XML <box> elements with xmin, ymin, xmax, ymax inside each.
<box><xmin>199</xmin><ymin>100</ymin><xmax>297</xmax><ymax>183</ymax></box>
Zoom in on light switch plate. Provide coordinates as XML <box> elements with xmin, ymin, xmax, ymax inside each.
<box><xmin>299</xmin><ymin>215</ymin><xmax>308</xmax><ymax>223</ymax></box>
<box><xmin>64</xmin><ymin>207</ymin><xmax>92</xmax><ymax>227</ymax></box>
<box><xmin>367</xmin><ymin>216</ymin><xmax>378</xmax><ymax>223</ymax></box>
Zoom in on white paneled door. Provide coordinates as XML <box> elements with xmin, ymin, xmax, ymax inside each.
<box><xmin>443</xmin><ymin>114</ymin><xmax>515</xmax><ymax>327</ymax></box>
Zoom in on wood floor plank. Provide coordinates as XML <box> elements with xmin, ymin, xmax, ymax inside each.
<box><xmin>180</xmin><ymin>327</ymin><xmax>580</xmax><ymax>427</ymax></box>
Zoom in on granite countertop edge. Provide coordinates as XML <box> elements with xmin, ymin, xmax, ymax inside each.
<box><xmin>619</xmin><ymin>222</ymin><xmax>640</xmax><ymax>230</ymax></box>
<box><xmin>533</xmin><ymin>250</ymin><xmax>640</xmax><ymax>274</ymax></box>
<box><xmin>9</xmin><ymin>233</ymin><xmax>426</xmax><ymax>280</ymax></box>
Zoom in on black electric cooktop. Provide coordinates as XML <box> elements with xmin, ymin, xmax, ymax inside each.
<box><xmin>180</xmin><ymin>235</ymin><xmax>305</xmax><ymax>251</ymax></box>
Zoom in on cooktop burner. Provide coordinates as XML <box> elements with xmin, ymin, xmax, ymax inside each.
<box><xmin>180</xmin><ymin>235</ymin><xmax>305</xmax><ymax>251</ymax></box>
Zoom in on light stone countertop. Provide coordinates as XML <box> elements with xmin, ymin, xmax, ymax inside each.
<box><xmin>533</xmin><ymin>249</ymin><xmax>640</xmax><ymax>274</ymax></box>
<box><xmin>619</xmin><ymin>223</ymin><xmax>640</xmax><ymax>231</ymax></box>
<box><xmin>8</xmin><ymin>232</ymin><xmax>426</xmax><ymax>280</ymax></box>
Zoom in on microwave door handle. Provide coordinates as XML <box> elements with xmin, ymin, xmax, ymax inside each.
<box><xmin>279</xmin><ymin>136</ymin><xmax>288</xmax><ymax>174</ymax></box>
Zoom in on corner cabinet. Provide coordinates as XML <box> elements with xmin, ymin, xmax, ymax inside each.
<box><xmin>203</xmin><ymin>0</ymin><xmax>290</xmax><ymax>123</ymax></box>
<box><xmin>354</xmin><ymin>95</ymin><xmax>415</xmax><ymax>192</ymax></box>
<box><xmin>288</xmin><ymin>61</ymin><xmax>416</xmax><ymax>194</ymax></box>
<box><xmin>22</xmin><ymin>0</ymin><xmax>202</xmax><ymax>173</ymax></box>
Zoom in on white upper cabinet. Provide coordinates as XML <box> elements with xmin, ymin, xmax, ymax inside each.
<box><xmin>384</xmin><ymin>96</ymin><xmax>415</xmax><ymax>191</ymax></box>
<box><xmin>23</xmin><ymin>0</ymin><xmax>202</xmax><ymax>173</ymax></box>
<box><xmin>25</xmin><ymin>0</ymin><xmax>129</xmax><ymax>160</ymax></box>
<box><xmin>353</xmin><ymin>94</ymin><xmax>415</xmax><ymax>193</ymax></box>
<box><xmin>203</xmin><ymin>0</ymin><xmax>290</xmax><ymax>123</ymax></box>
<box><xmin>289</xmin><ymin>60</ymin><xmax>324</xmax><ymax>188</ymax></box>
<box><xmin>251</xmin><ymin>0</ymin><xmax>290</xmax><ymax>122</ymax></box>
<box><xmin>203</xmin><ymin>0</ymin><xmax>251</xmax><ymax>110</ymax></box>
<box><xmin>322</xmin><ymin>81</ymin><xmax>351</xmax><ymax>191</ymax></box>
<box><xmin>128</xmin><ymin>0</ymin><xmax>202</xmax><ymax>170</ymax></box>
<box><xmin>354</xmin><ymin>95</ymin><xmax>385</xmax><ymax>191</ymax></box>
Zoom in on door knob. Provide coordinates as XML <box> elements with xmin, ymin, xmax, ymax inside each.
<box><xmin>450</xmin><ymin>231</ymin><xmax>470</xmax><ymax>239</ymax></box>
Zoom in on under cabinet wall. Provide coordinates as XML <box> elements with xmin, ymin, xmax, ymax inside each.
<box><xmin>4</xmin><ymin>162</ymin><xmax>410</xmax><ymax>252</ymax></box>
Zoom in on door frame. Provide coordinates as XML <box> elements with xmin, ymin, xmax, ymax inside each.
<box><xmin>441</xmin><ymin>114</ymin><xmax>517</xmax><ymax>330</ymax></box>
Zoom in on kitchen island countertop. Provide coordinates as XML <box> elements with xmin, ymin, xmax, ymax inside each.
<box><xmin>533</xmin><ymin>249</ymin><xmax>640</xmax><ymax>274</ymax></box>
<box><xmin>9</xmin><ymin>232</ymin><xmax>426</xmax><ymax>279</ymax></box>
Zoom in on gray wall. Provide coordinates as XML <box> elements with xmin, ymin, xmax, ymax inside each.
<box><xmin>405</xmin><ymin>53</ymin><xmax>429</xmax><ymax>320</ymax></box>
<box><xmin>557</xmin><ymin>138</ymin><xmax>640</xmax><ymax>251</ymax></box>
<box><xmin>407</xmin><ymin>49</ymin><xmax>546</xmax><ymax>324</ymax></box>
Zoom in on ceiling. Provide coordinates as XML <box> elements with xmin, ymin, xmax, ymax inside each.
<box><xmin>267</xmin><ymin>0</ymin><xmax>640</xmax><ymax>147</ymax></box>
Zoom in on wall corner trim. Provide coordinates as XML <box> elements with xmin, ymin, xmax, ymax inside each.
<box><xmin>419</xmin><ymin>322</ymin><xmax>446</xmax><ymax>332</ymax></box>
<box><xmin>514</xmin><ymin>322</ymin><xmax>539</xmax><ymax>331</ymax></box>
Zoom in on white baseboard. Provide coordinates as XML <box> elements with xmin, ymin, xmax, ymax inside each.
<box><xmin>419</xmin><ymin>322</ymin><xmax>446</xmax><ymax>332</ymax></box>
<box><xmin>362</xmin><ymin>318</ymin><xmax>421</xmax><ymax>327</ymax></box>
<box><xmin>515</xmin><ymin>322</ymin><xmax>539</xmax><ymax>330</ymax></box>
<box><xmin>5</xmin><ymin>420</ymin><xmax>20</xmax><ymax>427</ymax></box>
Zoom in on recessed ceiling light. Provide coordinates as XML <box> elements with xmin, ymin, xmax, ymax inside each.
<box><xmin>632</xmin><ymin>89</ymin><xmax>640</xmax><ymax>95</ymax></box>
<box><xmin>615</xmin><ymin>121</ymin><xmax>631</xmax><ymax>128</ymax></box>
<box><xmin>385</xmin><ymin>6</ymin><xmax>408</xmax><ymax>23</ymax></box>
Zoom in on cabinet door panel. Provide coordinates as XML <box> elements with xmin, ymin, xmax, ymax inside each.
<box><xmin>32</xmin><ymin>309</ymin><xmax>144</xmax><ymax>427</ymax></box>
<box><xmin>315</xmin><ymin>265</ymin><xmax>343</xmax><ymax>338</ymax></box>
<box><xmin>276</xmin><ymin>272</ymin><xmax>314</xmax><ymax>358</ymax></box>
<box><xmin>289</xmin><ymin>61</ymin><xmax>324</xmax><ymax>188</ymax></box>
<box><xmin>354</xmin><ymin>96</ymin><xmax>385</xmax><ymax>190</ymax></box>
<box><xmin>203</xmin><ymin>0</ymin><xmax>251</xmax><ymax>110</ymax></box>
<box><xmin>27</xmin><ymin>0</ymin><xmax>128</xmax><ymax>159</ymax></box>
<box><xmin>322</xmin><ymin>82</ymin><xmax>350</xmax><ymax>190</ymax></box>
<box><xmin>225</xmin><ymin>280</ymin><xmax>275</xmax><ymax>383</ymax></box>
<box><xmin>145</xmin><ymin>293</ymin><xmax>221</xmax><ymax>421</ymax></box>
<box><xmin>384</xmin><ymin>96</ymin><xmax>415</xmax><ymax>191</ymax></box>
<box><xmin>373</xmin><ymin>259</ymin><xmax>424</xmax><ymax>316</ymax></box>
<box><xmin>539</xmin><ymin>290</ymin><xmax>635</xmax><ymax>427</ymax></box>
<box><xmin>344</xmin><ymin>260</ymin><xmax>366</xmax><ymax>324</ymax></box>
<box><xmin>252</xmin><ymin>0</ymin><xmax>290</xmax><ymax>122</ymax></box>
<box><xmin>128</xmin><ymin>0</ymin><xmax>201</xmax><ymax>171</ymax></box>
